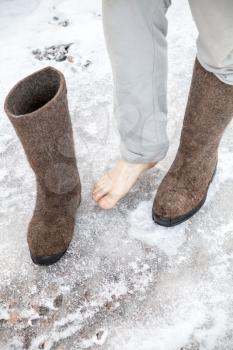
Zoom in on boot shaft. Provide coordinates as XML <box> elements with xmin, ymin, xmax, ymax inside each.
<box><xmin>4</xmin><ymin>67</ymin><xmax>80</xmax><ymax>195</ymax></box>
<box><xmin>180</xmin><ymin>59</ymin><xmax>233</xmax><ymax>153</ymax></box>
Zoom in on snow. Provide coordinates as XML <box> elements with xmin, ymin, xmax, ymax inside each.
<box><xmin>1</xmin><ymin>0</ymin><xmax>233</xmax><ymax>349</ymax></box>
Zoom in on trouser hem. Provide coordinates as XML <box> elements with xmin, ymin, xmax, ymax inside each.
<box><xmin>120</xmin><ymin>142</ymin><xmax>169</xmax><ymax>164</ymax></box>
<box><xmin>197</xmin><ymin>54</ymin><xmax>233</xmax><ymax>86</ymax></box>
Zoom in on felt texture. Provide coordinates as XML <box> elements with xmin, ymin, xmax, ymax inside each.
<box><xmin>153</xmin><ymin>58</ymin><xmax>233</xmax><ymax>221</ymax></box>
<box><xmin>4</xmin><ymin>67</ymin><xmax>81</xmax><ymax>258</ymax></box>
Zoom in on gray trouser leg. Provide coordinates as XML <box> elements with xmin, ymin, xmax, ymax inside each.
<box><xmin>188</xmin><ymin>0</ymin><xmax>233</xmax><ymax>85</ymax></box>
<box><xmin>102</xmin><ymin>0</ymin><xmax>233</xmax><ymax>164</ymax></box>
<box><xmin>102</xmin><ymin>0</ymin><xmax>170</xmax><ymax>163</ymax></box>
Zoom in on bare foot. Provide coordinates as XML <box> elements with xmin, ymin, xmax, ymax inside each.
<box><xmin>92</xmin><ymin>160</ymin><xmax>156</xmax><ymax>209</ymax></box>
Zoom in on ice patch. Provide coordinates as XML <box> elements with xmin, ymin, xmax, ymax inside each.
<box><xmin>0</xmin><ymin>0</ymin><xmax>39</xmax><ymax>17</ymax></box>
<box><xmin>80</xmin><ymin>329</ymin><xmax>108</xmax><ymax>348</ymax></box>
<box><xmin>57</xmin><ymin>0</ymin><xmax>101</xmax><ymax>15</ymax></box>
<box><xmin>129</xmin><ymin>201</ymin><xmax>189</xmax><ymax>256</ymax></box>
<box><xmin>0</xmin><ymin>306</ymin><xmax>10</xmax><ymax>321</ymax></box>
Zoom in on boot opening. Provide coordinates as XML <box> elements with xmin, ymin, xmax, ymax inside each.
<box><xmin>5</xmin><ymin>67</ymin><xmax>62</xmax><ymax>117</ymax></box>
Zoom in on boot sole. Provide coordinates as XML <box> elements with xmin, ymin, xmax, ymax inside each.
<box><xmin>152</xmin><ymin>165</ymin><xmax>217</xmax><ymax>227</ymax></box>
<box><xmin>30</xmin><ymin>250</ymin><xmax>67</xmax><ymax>266</ymax></box>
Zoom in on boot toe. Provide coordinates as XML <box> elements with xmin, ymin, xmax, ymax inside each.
<box><xmin>30</xmin><ymin>250</ymin><xmax>67</xmax><ymax>266</ymax></box>
<box><xmin>28</xmin><ymin>213</ymin><xmax>74</xmax><ymax>265</ymax></box>
<box><xmin>153</xmin><ymin>187</ymin><xmax>197</xmax><ymax>227</ymax></box>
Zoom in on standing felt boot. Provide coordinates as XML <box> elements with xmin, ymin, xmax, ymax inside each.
<box><xmin>4</xmin><ymin>67</ymin><xmax>81</xmax><ymax>265</ymax></box>
<box><xmin>153</xmin><ymin>59</ymin><xmax>233</xmax><ymax>227</ymax></box>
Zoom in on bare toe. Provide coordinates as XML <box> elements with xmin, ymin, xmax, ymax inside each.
<box><xmin>92</xmin><ymin>186</ymin><xmax>109</xmax><ymax>202</ymax></box>
<box><xmin>98</xmin><ymin>194</ymin><xmax>117</xmax><ymax>209</ymax></box>
<box><xmin>93</xmin><ymin>174</ymin><xmax>111</xmax><ymax>192</ymax></box>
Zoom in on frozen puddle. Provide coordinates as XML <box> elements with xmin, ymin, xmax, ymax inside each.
<box><xmin>129</xmin><ymin>201</ymin><xmax>189</xmax><ymax>257</ymax></box>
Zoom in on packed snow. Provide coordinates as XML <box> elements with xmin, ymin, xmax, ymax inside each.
<box><xmin>1</xmin><ymin>0</ymin><xmax>233</xmax><ymax>349</ymax></box>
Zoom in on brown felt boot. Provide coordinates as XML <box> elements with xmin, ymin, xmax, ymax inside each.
<box><xmin>153</xmin><ymin>58</ymin><xmax>233</xmax><ymax>227</ymax></box>
<box><xmin>4</xmin><ymin>67</ymin><xmax>81</xmax><ymax>265</ymax></box>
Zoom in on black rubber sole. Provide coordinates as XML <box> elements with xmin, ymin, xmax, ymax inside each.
<box><xmin>30</xmin><ymin>249</ymin><xmax>67</xmax><ymax>266</ymax></box>
<box><xmin>152</xmin><ymin>165</ymin><xmax>217</xmax><ymax>227</ymax></box>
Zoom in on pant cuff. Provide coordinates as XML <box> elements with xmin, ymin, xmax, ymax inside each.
<box><xmin>120</xmin><ymin>142</ymin><xmax>169</xmax><ymax>164</ymax></box>
<box><xmin>197</xmin><ymin>54</ymin><xmax>233</xmax><ymax>86</ymax></box>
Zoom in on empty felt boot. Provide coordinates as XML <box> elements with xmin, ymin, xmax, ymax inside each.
<box><xmin>153</xmin><ymin>58</ymin><xmax>233</xmax><ymax>227</ymax></box>
<box><xmin>4</xmin><ymin>67</ymin><xmax>81</xmax><ymax>265</ymax></box>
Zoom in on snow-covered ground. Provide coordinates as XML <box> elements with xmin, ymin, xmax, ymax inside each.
<box><xmin>1</xmin><ymin>0</ymin><xmax>233</xmax><ymax>349</ymax></box>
